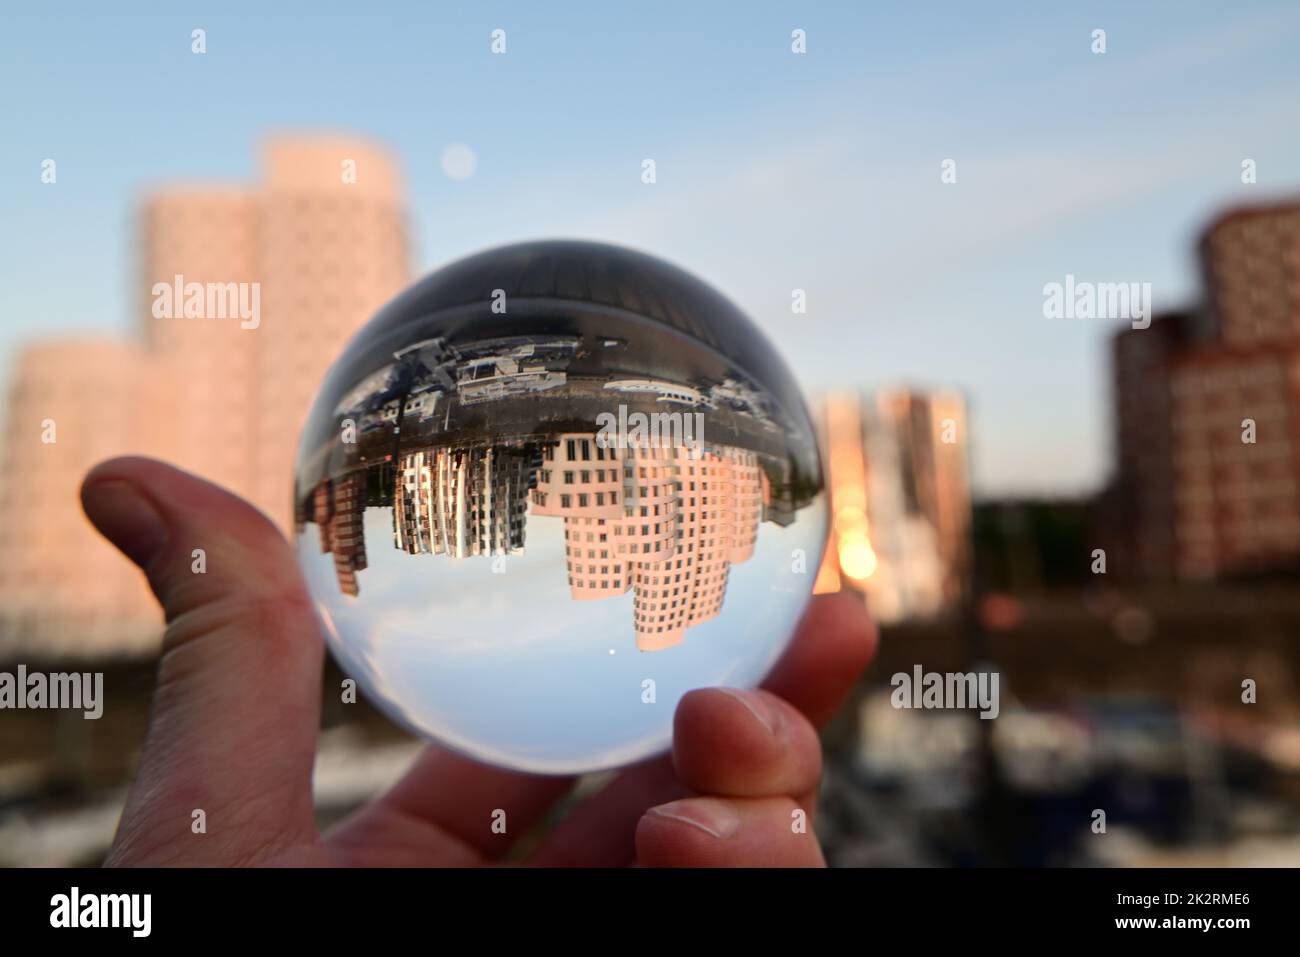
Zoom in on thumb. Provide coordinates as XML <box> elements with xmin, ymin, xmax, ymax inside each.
<box><xmin>81</xmin><ymin>456</ymin><xmax>324</xmax><ymax>865</ymax></box>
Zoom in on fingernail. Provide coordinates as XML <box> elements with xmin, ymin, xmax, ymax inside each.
<box><xmin>648</xmin><ymin>799</ymin><xmax>740</xmax><ymax>839</ymax></box>
<box><xmin>82</xmin><ymin>480</ymin><xmax>168</xmax><ymax>568</ymax></box>
<box><xmin>717</xmin><ymin>687</ymin><xmax>781</xmax><ymax>736</ymax></box>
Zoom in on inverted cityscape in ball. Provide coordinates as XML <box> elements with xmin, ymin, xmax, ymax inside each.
<box><xmin>293</xmin><ymin>240</ymin><xmax>826</xmax><ymax>774</ymax></box>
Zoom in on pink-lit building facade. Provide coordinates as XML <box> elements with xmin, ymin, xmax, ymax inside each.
<box><xmin>0</xmin><ymin>136</ymin><xmax>409</xmax><ymax>655</ymax></box>
<box><xmin>532</xmin><ymin>433</ymin><xmax>764</xmax><ymax>651</ymax></box>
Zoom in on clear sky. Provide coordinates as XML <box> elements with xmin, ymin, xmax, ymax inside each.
<box><xmin>3</xmin><ymin>1</ymin><xmax>1299</xmax><ymax>496</ymax></box>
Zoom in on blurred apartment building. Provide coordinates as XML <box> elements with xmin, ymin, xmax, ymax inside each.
<box><xmin>1110</xmin><ymin>202</ymin><xmax>1300</xmax><ymax>579</ymax></box>
<box><xmin>0</xmin><ymin>136</ymin><xmax>409</xmax><ymax>656</ymax></box>
<box><xmin>816</xmin><ymin>389</ymin><xmax>972</xmax><ymax>624</ymax></box>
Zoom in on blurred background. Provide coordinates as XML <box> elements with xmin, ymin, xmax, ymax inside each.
<box><xmin>3</xmin><ymin>1</ymin><xmax>1300</xmax><ymax>865</ymax></box>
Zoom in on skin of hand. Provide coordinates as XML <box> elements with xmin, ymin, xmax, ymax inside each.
<box><xmin>80</xmin><ymin>456</ymin><xmax>877</xmax><ymax>867</ymax></box>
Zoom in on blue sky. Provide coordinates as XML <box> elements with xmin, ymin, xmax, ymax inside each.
<box><xmin>3</xmin><ymin>1</ymin><xmax>1299</xmax><ymax>495</ymax></box>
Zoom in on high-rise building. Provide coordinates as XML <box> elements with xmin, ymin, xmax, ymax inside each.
<box><xmin>0</xmin><ymin>341</ymin><xmax>169</xmax><ymax>655</ymax></box>
<box><xmin>1199</xmin><ymin>202</ymin><xmax>1300</xmax><ymax>348</ymax></box>
<box><xmin>140</xmin><ymin>188</ymin><xmax>260</xmax><ymax>497</ymax></box>
<box><xmin>1111</xmin><ymin>201</ymin><xmax>1300</xmax><ymax>580</ymax></box>
<box><xmin>1166</xmin><ymin>346</ymin><xmax>1300</xmax><ymax>578</ymax></box>
<box><xmin>139</xmin><ymin>138</ymin><xmax>408</xmax><ymax>530</ymax></box>
<box><xmin>817</xmin><ymin>389</ymin><xmax>972</xmax><ymax>624</ymax></box>
<box><xmin>1108</xmin><ymin>312</ymin><xmax>1203</xmax><ymax>578</ymax></box>
<box><xmin>247</xmin><ymin>139</ymin><xmax>408</xmax><ymax>528</ymax></box>
<box><xmin>0</xmin><ymin>135</ymin><xmax>410</xmax><ymax>656</ymax></box>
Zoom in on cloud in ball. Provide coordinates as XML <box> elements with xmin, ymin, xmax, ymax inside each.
<box><xmin>440</xmin><ymin>143</ymin><xmax>477</xmax><ymax>181</ymax></box>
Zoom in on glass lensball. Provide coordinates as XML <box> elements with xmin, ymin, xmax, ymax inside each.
<box><xmin>293</xmin><ymin>240</ymin><xmax>826</xmax><ymax>774</ymax></box>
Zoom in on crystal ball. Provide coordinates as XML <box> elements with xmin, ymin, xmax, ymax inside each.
<box><xmin>293</xmin><ymin>240</ymin><xmax>826</xmax><ymax>774</ymax></box>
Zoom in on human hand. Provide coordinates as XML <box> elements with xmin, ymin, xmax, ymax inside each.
<box><xmin>81</xmin><ymin>456</ymin><xmax>876</xmax><ymax>867</ymax></box>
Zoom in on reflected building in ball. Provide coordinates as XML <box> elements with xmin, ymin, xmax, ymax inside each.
<box><xmin>301</xmin><ymin>429</ymin><xmax>773</xmax><ymax>650</ymax></box>
<box><xmin>294</xmin><ymin>241</ymin><xmax>822</xmax><ymax>653</ymax></box>
<box><xmin>394</xmin><ymin>446</ymin><xmax>532</xmax><ymax>559</ymax></box>
<box><xmin>312</xmin><ymin>471</ymin><xmax>369</xmax><ymax>597</ymax></box>
<box><xmin>533</xmin><ymin>434</ymin><xmax>767</xmax><ymax>650</ymax></box>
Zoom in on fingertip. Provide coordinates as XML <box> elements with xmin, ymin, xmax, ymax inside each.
<box><xmin>673</xmin><ymin>687</ymin><xmax>822</xmax><ymax>798</ymax></box>
<box><xmin>81</xmin><ymin>473</ymin><xmax>169</xmax><ymax>570</ymax></box>
<box><xmin>83</xmin><ymin>454</ymin><xmax>162</xmax><ymax>488</ymax></box>
<box><xmin>637</xmin><ymin>798</ymin><xmax>740</xmax><ymax>867</ymax></box>
<box><xmin>636</xmin><ymin>796</ymin><xmax>825</xmax><ymax>867</ymax></box>
<box><xmin>82</xmin><ymin>456</ymin><xmax>198</xmax><ymax>511</ymax></box>
<box><xmin>81</xmin><ymin>456</ymin><xmax>302</xmax><ymax>624</ymax></box>
<box><xmin>676</xmin><ymin>686</ymin><xmax>779</xmax><ymax>737</ymax></box>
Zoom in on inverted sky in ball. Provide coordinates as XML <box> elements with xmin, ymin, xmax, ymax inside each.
<box><xmin>294</xmin><ymin>240</ymin><xmax>826</xmax><ymax>774</ymax></box>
